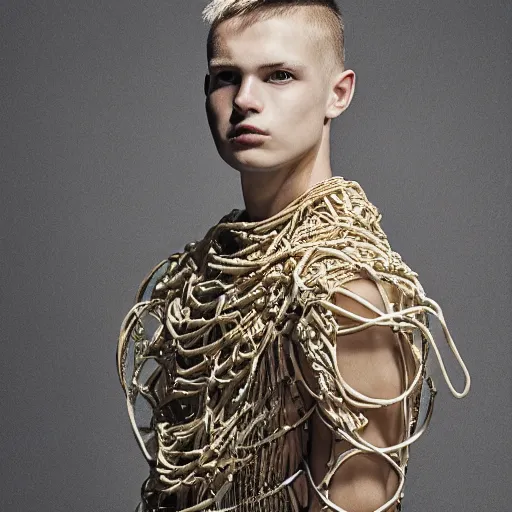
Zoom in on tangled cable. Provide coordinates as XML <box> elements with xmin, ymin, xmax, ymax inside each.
<box><xmin>118</xmin><ymin>176</ymin><xmax>470</xmax><ymax>511</ymax></box>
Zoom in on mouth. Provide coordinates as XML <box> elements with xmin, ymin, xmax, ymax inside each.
<box><xmin>228</xmin><ymin>124</ymin><xmax>269</xmax><ymax>138</ymax></box>
<box><xmin>228</xmin><ymin>124</ymin><xmax>269</xmax><ymax>147</ymax></box>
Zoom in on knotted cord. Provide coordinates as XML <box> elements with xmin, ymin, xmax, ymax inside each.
<box><xmin>118</xmin><ymin>176</ymin><xmax>470</xmax><ymax>511</ymax></box>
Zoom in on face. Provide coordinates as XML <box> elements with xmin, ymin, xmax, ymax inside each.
<box><xmin>205</xmin><ymin>13</ymin><xmax>337</xmax><ymax>174</ymax></box>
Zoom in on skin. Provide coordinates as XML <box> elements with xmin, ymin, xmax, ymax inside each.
<box><xmin>204</xmin><ymin>8</ymin><xmax>405</xmax><ymax>511</ymax></box>
<box><xmin>205</xmin><ymin>8</ymin><xmax>355</xmax><ymax>221</ymax></box>
<box><xmin>310</xmin><ymin>279</ymin><xmax>406</xmax><ymax>512</ymax></box>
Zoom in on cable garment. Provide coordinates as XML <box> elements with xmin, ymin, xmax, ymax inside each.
<box><xmin>117</xmin><ymin>176</ymin><xmax>470</xmax><ymax>511</ymax></box>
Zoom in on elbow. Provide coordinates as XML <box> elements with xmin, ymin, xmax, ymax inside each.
<box><xmin>311</xmin><ymin>455</ymin><xmax>400</xmax><ymax>512</ymax></box>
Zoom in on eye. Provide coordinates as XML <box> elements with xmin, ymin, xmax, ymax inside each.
<box><xmin>214</xmin><ymin>70</ymin><xmax>239</xmax><ymax>85</ymax></box>
<box><xmin>268</xmin><ymin>70</ymin><xmax>294</xmax><ymax>83</ymax></box>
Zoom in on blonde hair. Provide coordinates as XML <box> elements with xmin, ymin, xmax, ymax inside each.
<box><xmin>203</xmin><ymin>0</ymin><xmax>345</xmax><ymax>70</ymax></box>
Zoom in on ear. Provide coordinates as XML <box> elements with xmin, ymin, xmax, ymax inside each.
<box><xmin>204</xmin><ymin>74</ymin><xmax>210</xmax><ymax>96</ymax></box>
<box><xmin>326</xmin><ymin>69</ymin><xmax>356</xmax><ymax>119</ymax></box>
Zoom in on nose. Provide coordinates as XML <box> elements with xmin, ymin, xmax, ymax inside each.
<box><xmin>233</xmin><ymin>76</ymin><xmax>263</xmax><ymax>114</ymax></box>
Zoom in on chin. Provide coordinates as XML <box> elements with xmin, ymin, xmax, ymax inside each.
<box><xmin>221</xmin><ymin>149</ymin><xmax>288</xmax><ymax>174</ymax></box>
<box><xmin>229</xmin><ymin>159</ymin><xmax>283</xmax><ymax>174</ymax></box>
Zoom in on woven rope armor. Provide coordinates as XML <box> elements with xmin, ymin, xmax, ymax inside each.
<box><xmin>118</xmin><ymin>177</ymin><xmax>470</xmax><ymax>511</ymax></box>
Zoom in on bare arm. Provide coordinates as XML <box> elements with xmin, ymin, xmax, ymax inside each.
<box><xmin>308</xmin><ymin>277</ymin><xmax>409</xmax><ymax>512</ymax></box>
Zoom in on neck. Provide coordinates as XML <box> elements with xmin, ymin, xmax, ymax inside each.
<box><xmin>240</xmin><ymin>131</ymin><xmax>333</xmax><ymax>222</ymax></box>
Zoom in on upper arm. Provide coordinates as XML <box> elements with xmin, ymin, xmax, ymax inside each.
<box><xmin>334</xmin><ymin>278</ymin><xmax>404</xmax><ymax>404</ymax></box>
<box><xmin>308</xmin><ymin>277</ymin><xmax>408</xmax><ymax>512</ymax></box>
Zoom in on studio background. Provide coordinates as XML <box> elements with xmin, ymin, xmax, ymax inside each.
<box><xmin>2</xmin><ymin>1</ymin><xmax>510</xmax><ymax>511</ymax></box>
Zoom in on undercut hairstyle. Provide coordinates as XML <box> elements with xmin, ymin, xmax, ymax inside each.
<box><xmin>203</xmin><ymin>0</ymin><xmax>345</xmax><ymax>72</ymax></box>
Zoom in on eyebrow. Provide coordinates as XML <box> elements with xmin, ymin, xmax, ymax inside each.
<box><xmin>209</xmin><ymin>60</ymin><xmax>305</xmax><ymax>71</ymax></box>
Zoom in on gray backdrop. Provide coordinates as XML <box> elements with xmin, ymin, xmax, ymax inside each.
<box><xmin>2</xmin><ymin>1</ymin><xmax>510</xmax><ymax>511</ymax></box>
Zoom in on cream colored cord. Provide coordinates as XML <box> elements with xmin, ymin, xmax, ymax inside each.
<box><xmin>117</xmin><ymin>177</ymin><xmax>470</xmax><ymax>511</ymax></box>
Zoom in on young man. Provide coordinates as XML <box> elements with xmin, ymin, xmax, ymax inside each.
<box><xmin>117</xmin><ymin>1</ymin><xmax>470</xmax><ymax>511</ymax></box>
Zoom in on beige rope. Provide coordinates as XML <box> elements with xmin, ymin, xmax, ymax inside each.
<box><xmin>117</xmin><ymin>176</ymin><xmax>470</xmax><ymax>511</ymax></box>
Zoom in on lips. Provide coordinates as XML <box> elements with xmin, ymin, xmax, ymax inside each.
<box><xmin>229</xmin><ymin>124</ymin><xmax>269</xmax><ymax>139</ymax></box>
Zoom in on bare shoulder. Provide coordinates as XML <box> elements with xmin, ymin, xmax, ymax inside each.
<box><xmin>334</xmin><ymin>276</ymin><xmax>396</xmax><ymax>317</ymax></box>
<box><xmin>333</xmin><ymin>277</ymin><xmax>403</xmax><ymax>394</ymax></box>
